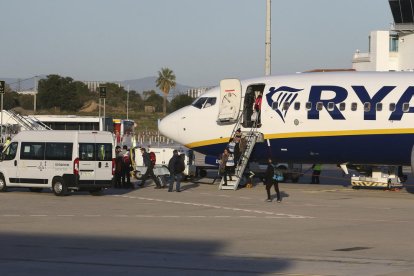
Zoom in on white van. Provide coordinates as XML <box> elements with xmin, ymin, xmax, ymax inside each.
<box><xmin>0</xmin><ymin>130</ymin><xmax>114</xmax><ymax>196</ymax></box>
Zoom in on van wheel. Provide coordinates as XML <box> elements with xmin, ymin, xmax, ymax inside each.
<box><xmin>52</xmin><ymin>177</ymin><xmax>67</xmax><ymax>196</ymax></box>
<box><xmin>0</xmin><ymin>176</ymin><xmax>7</xmax><ymax>192</ymax></box>
<box><xmin>89</xmin><ymin>188</ymin><xmax>103</xmax><ymax>196</ymax></box>
<box><xmin>29</xmin><ymin>188</ymin><xmax>43</xmax><ymax>193</ymax></box>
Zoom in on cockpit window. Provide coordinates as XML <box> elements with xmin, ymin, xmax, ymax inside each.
<box><xmin>191</xmin><ymin>97</ymin><xmax>216</xmax><ymax>109</ymax></box>
<box><xmin>192</xmin><ymin>97</ymin><xmax>207</xmax><ymax>109</ymax></box>
<box><xmin>204</xmin><ymin>97</ymin><xmax>216</xmax><ymax>108</ymax></box>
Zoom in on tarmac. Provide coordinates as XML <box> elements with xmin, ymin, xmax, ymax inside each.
<box><xmin>1</xmin><ymin>165</ymin><xmax>414</xmax><ymax>275</ymax></box>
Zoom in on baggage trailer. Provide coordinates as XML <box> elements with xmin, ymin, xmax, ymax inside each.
<box><xmin>351</xmin><ymin>166</ymin><xmax>404</xmax><ymax>189</ymax></box>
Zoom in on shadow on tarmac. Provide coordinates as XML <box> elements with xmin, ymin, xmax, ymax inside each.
<box><xmin>0</xmin><ymin>233</ymin><xmax>291</xmax><ymax>275</ymax></box>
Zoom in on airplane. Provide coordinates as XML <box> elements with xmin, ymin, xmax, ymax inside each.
<box><xmin>158</xmin><ymin>71</ymin><xmax>414</xmax><ymax>180</ymax></box>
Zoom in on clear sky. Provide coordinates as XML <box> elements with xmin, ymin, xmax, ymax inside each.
<box><xmin>0</xmin><ymin>0</ymin><xmax>393</xmax><ymax>87</ymax></box>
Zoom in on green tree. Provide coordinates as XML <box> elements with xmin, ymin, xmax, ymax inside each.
<box><xmin>145</xmin><ymin>93</ymin><xmax>163</xmax><ymax>112</ymax></box>
<box><xmin>156</xmin><ymin>68</ymin><xmax>176</xmax><ymax>116</ymax></box>
<box><xmin>169</xmin><ymin>94</ymin><xmax>193</xmax><ymax>112</ymax></box>
<box><xmin>37</xmin><ymin>75</ymin><xmax>85</xmax><ymax>111</ymax></box>
<box><xmin>3</xmin><ymin>90</ymin><xmax>19</xmax><ymax>110</ymax></box>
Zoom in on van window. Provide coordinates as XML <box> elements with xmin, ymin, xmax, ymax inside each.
<box><xmin>45</xmin><ymin>143</ymin><xmax>73</xmax><ymax>161</ymax></box>
<box><xmin>3</xmin><ymin>142</ymin><xmax>18</xmax><ymax>160</ymax></box>
<box><xmin>20</xmin><ymin>142</ymin><xmax>45</xmax><ymax>160</ymax></box>
<box><xmin>96</xmin><ymin>143</ymin><xmax>112</xmax><ymax>161</ymax></box>
<box><xmin>79</xmin><ymin>143</ymin><xmax>112</xmax><ymax>161</ymax></box>
<box><xmin>79</xmin><ymin>143</ymin><xmax>95</xmax><ymax>161</ymax></box>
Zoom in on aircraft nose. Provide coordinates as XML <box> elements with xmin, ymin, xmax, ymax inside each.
<box><xmin>158</xmin><ymin>114</ymin><xmax>180</xmax><ymax>142</ymax></box>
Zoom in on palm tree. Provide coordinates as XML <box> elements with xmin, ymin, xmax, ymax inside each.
<box><xmin>156</xmin><ymin>67</ymin><xmax>176</xmax><ymax>116</ymax></box>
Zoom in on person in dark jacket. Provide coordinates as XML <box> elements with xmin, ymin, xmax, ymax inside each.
<box><xmin>139</xmin><ymin>148</ymin><xmax>161</xmax><ymax>188</ymax></box>
<box><xmin>114</xmin><ymin>146</ymin><xmax>123</xmax><ymax>188</ymax></box>
<box><xmin>168</xmin><ymin>150</ymin><xmax>185</xmax><ymax>192</ymax></box>
<box><xmin>264</xmin><ymin>158</ymin><xmax>281</xmax><ymax>202</ymax></box>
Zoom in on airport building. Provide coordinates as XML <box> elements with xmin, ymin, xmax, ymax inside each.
<box><xmin>352</xmin><ymin>0</ymin><xmax>414</xmax><ymax>72</ymax></box>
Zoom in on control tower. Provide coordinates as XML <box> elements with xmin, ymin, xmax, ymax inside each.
<box><xmin>352</xmin><ymin>0</ymin><xmax>414</xmax><ymax>71</ymax></box>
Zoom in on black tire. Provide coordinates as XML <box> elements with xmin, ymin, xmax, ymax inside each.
<box><xmin>29</xmin><ymin>187</ymin><xmax>43</xmax><ymax>193</ymax></box>
<box><xmin>199</xmin><ymin>169</ymin><xmax>207</xmax><ymax>178</ymax></box>
<box><xmin>52</xmin><ymin>177</ymin><xmax>68</xmax><ymax>196</ymax></box>
<box><xmin>0</xmin><ymin>176</ymin><xmax>7</xmax><ymax>192</ymax></box>
<box><xmin>89</xmin><ymin>188</ymin><xmax>103</xmax><ymax>196</ymax></box>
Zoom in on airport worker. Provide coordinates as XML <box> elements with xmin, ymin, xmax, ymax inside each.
<box><xmin>121</xmin><ymin>145</ymin><xmax>132</xmax><ymax>189</ymax></box>
<box><xmin>139</xmin><ymin>148</ymin><xmax>162</xmax><ymax>189</ymax></box>
<box><xmin>265</xmin><ymin>158</ymin><xmax>281</xmax><ymax>202</ymax></box>
<box><xmin>311</xmin><ymin>164</ymin><xmax>322</xmax><ymax>184</ymax></box>
<box><xmin>114</xmin><ymin>146</ymin><xmax>123</xmax><ymax>188</ymax></box>
<box><xmin>2</xmin><ymin>136</ymin><xmax>11</xmax><ymax>152</ymax></box>
<box><xmin>168</xmin><ymin>150</ymin><xmax>185</xmax><ymax>192</ymax></box>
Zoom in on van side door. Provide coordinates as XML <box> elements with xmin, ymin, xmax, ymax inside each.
<box><xmin>78</xmin><ymin>143</ymin><xmax>96</xmax><ymax>184</ymax></box>
<box><xmin>18</xmin><ymin>142</ymin><xmax>47</xmax><ymax>186</ymax></box>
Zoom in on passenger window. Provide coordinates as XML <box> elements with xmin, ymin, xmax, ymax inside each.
<box><xmin>96</xmin><ymin>143</ymin><xmax>112</xmax><ymax>161</ymax></box>
<box><xmin>364</xmin><ymin>102</ymin><xmax>371</xmax><ymax>112</ymax></box>
<box><xmin>316</xmin><ymin>102</ymin><xmax>323</xmax><ymax>111</ymax></box>
<box><xmin>327</xmin><ymin>102</ymin><xmax>334</xmax><ymax>111</ymax></box>
<box><xmin>376</xmin><ymin>103</ymin><xmax>383</xmax><ymax>111</ymax></box>
<box><xmin>351</xmin><ymin>102</ymin><xmax>358</xmax><ymax>111</ymax></box>
<box><xmin>3</xmin><ymin>142</ymin><xmax>18</xmax><ymax>161</ymax></box>
<box><xmin>294</xmin><ymin>102</ymin><xmax>300</xmax><ymax>110</ymax></box>
<box><xmin>403</xmin><ymin>103</ymin><xmax>410</xmax><ymax>112</ymax></box>
<box><xmin>389</xmin><ymin>103</ymin><xmax>396</xmax><ymax>112</ymax></box>
<box><xmin>20</xmin><ymin>142</ymin><xmax>45</xmax><ymax>160</ymax></box>
<box><xmin>305</xmin><ymin>102</ymin><xmax>312</xmax><ymax>110</ymax></box>
<box><xmin>203</xmin><ymin>97</ymin><xmax>216</xmax><ymax>108</ymax></box>
<box><xmin>45</xmin><ymin>143</ymin><xmax>73</xmax><ymax>161</ymax></box>
<box><xmin>339</xmin><ymin>102</ymin><xmax>346</xmax><ymax>111</ymax></box>
<box><xmin>282</xmin><ymin>102</ymin><xmax>290</xmax><ymax>110</ymax></box>
<box><xmin>191</xmin><ymin>97</ymin><xmax>207</xmax><ymax>109</ymax></box>
<box><xmin>79</xmin><ymin>143</ymin><xmax>95</xmax><ymax>161</ymax></box>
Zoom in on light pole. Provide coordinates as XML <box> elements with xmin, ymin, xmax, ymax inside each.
<box><xmin>127</xmin><ymin>85</ymin><xmax>129</xmax><ymax>120</ymax></box>
<box><xmin>265</xmin><ymin>0</ymin><xmax>271</xmax><ymax>76</ymax></box>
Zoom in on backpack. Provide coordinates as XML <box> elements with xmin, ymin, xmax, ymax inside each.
<box><xmin>273</xmin><ymin>169</ymin><xmax>284</xmax><ymax>182</ymax></box>
<box><xmin>149</xmin><ymin>152</ymin><xmax>156</xmax><ymax>166</ymax></box>
<box><xmin>122</xmin><ymin>153</ymin><xmax>130</xmax><ymax>165</ymax></box>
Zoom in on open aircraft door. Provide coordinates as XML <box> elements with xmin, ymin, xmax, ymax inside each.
<box><xmin>217</xmin><ymin>78</ymin><xmax>242</xmax><ymax>124</ymax></box>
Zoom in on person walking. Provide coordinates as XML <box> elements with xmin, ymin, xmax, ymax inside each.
<box><xmin>311</xmin><ymin>164</ymin><xmax>322</xmax><ymax>184</ymax></box>
<box><xmin>168</xmin><ymin>150</ymin><xmax>185</xmax><ymax>192</ymax></box>
<box><xmin>139</xmin><ymin>148</ymin><xmax>162</xmax><ymax>189</ymax></box>
<box><xmin>264</xmin><ymin>158</ymin><xmax>281</xmax><ymax>202</ymax></box>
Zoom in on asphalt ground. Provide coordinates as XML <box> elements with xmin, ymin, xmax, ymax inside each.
<box><xmin>1</xmin><ymin>165</ymin><xmax>414</xmax><ymax>276</ymax></box>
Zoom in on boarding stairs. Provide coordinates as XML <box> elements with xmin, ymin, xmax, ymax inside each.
<box><xmin>219</xmin><ymin>112</ymin><xmax>262</xmax><ymax>190</ymax></box>
<box><xmin>6</xmin><ymin>110</ymin><xmax>51</xmax><ymax>131</ymax></box>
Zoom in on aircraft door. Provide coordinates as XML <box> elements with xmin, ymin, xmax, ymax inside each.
<box><xmin>217</xmin><ymin>79</ymin><xmax>242</xmax><ymax>124</ymax></box>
